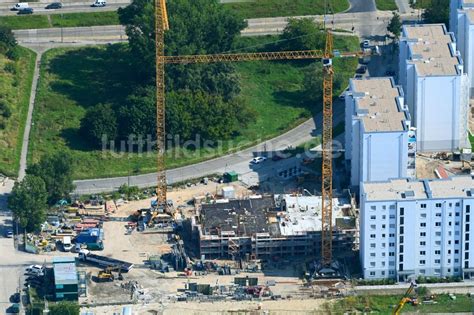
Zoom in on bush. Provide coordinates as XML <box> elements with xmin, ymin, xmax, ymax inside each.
<box><xmin>4</xmin><ymin>62</ymin><xmax>16</xmax><ymax>74</ymax></box>
<box><xmin>417</xmin><ymin>275</ymin><xmax>462</xmax><ymax>284</ymax></box>
<box><xmin>355</xmin><ymin>278</ymin><xmax>396</xmax><ymax>286</ymax></box>
<box><xmin>0</xmin><ymin>101</ymin><xmax>11</xmax><ymax>118</ymax></box>
<box><xmin>6</xmin><ymin>47</ymin><xmax>20</xmax><ymax>61</ymax></box>
<box><xmin>0</xmin><ymin>118</ymin><xmax>6</xmax><ymax>129</ymax></box>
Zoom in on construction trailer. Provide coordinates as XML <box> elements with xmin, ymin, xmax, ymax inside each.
<box><xmin>194</xmin><ymin>194</ymin><xmax>356</xmax><ymax>261</ymax></box>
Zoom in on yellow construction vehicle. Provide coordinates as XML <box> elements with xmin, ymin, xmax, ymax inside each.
<box><xmin>96</xmin><ymin>265</ymin><xmax>124</xmax><ymax>282</ymax></box>
<box><xmin>392</xmin><ymin>281</ymin><xmax>418</xmax><ymax>314</ymax></box>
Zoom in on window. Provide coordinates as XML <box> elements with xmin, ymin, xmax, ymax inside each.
<box><xmin>420</xmin><ymin>269</ymin><xmax>425</xmax><ymax>274</ymax></box>
<box><xmin>389</xmin><ymin>262</ymin><xmax>395</xmax><ymax>266</ymax></box>
<box><xmin>455</xmin><ymin>259</ymin><xmax>459</xmax><ymax>263</ymax></box>
<box><xmin>382</xmin><ymin>224</ymin><xmax>386</xmax><ymax>229</ymax></box>
<box><xmin>400</xmin><ymin>227</ymin><xmax>404</xmax><ymax>234</ymax></box>
<box><xmin>456</xmin><ymin>203</ymin><xmax>460</xmax><ymax>207</ymax></box>
<box><xmin>455</xmin><ymin>231</ymin><xmax>460</xmax><ymax>236</ymax></box>
<box><xmin>399</xmin><ymin>264</ymin><xmax>404</xmax><ymax>271</ymax></box>
<box><xmin>400</xmin><ymin>208</ymin><xmax>404</xmax><ymax>216</ymax></box>
<box><xmin>420</xmin><ymin>213</ymin><xmax>427</xmax><ymax>219</ymax></box>
<box><xmin>420</xmin><ymin>232</ymin><xmax>426</xmax><ymax>237</ymax></box>
<box><xmin>449</xmin><ymin>212</ymin><xmax>452</xmax><ymax>216</ymax></box>
<box><xmin>455</xmin><ymin>221</ymin><xmax>460</xmax><ymax>226</ymax></box>
<box><xmin>370</xmin><ymin>243</ymin><xmax>376</xmax><ymax>248</ymax></box>
<box><xmin>399</xmin><ymin>236</ymin><xmax>404</xmax><ymax>243</ymax></box>
<box><xmin>389</xmin><ymin>270</ymin><xmax>395</xmax><ymax>275</ymax></box>
<box><xmin>435</xmin><ymin>250</ymin><xmax>441</xmax><ymax>255</ymax></box>
<box><xmin>448</xmin><ymin>250</ymin><xmax>451</xmax><ymax>254</ymax></box>
<box><xmin>369</xmin><ymin>271</ymin><xmax>375</xmax><ymax>276</ymax></box>
<box><xmin>370</xmin><ymin>224</ymin><xmax>376</xmax><ymax>230</ymax></box>
<box><xmin>435</xmin><ymin>241</ymin><xmax>441</xmax><ymax>246</ymax></box>
<box><xmin>370</xmin><ymin>206</ymin><xmax>376</xmax><ymax>211</ymax></box>
<box><xmin>370</xmin><ymin>215</ymin><xmax>376</xmax><ymax>220</ymax></box>
<box><xmin>382</xmin><ymin>252</ymin><xmax>386</xmax><ymax>257</ymax></box>
<box><xmin>389</xmin><ymin>214</ymin><xmax>396</xmax><ymax>219</ymax></box>
<box><xmin>420</xmin><ymin>251</ymin><xmax>426</xmax><ymax>255</ymax></box>
<box><xmin>436</xmin><ymin>213</ymin><xmax>442</xmax><ymax>217</ymax></box>
<box><xmin>382</xmin><ymin>205</ymin><xmax>386</xmax><ymax>210</ymax></box>
<box><xmin>467</xmin><ymin>215</ymin><xmax>471</xmax><ymax>222</ymax></box>
<box><xmin>382</xmin><ymin>234</ymin><xmax>386</xmax><ymax>238</ymax></box>
<box><xmin>455</xmin><ymin>240</ymin><xmax>460</xmax><ymax>244</ymax></box>
<box><xmin>435</xmin><ymin>259</ymin><xmax>440</xmax><ymax>264</ymax></box>
<box><xmin>467</xmin><ymin>205</ymin><xmax>471</xmax><ymax>213</ymax></box>
<box><xmin>370</xmin><ymin>262</ymin><xmax>375</xmax><ymax>267</ymax></box>
<box><xmin>389</xmin><ymin>252</ymin><xmax>395</xmax><ymax>257</ymax></box>
<box><xmin>466</xmin><ymin>234</ymin><xmax>469</xmax><ymax>241</ymax></box>
<box><xmin>467</xmin><ymin>224</ymin><xmax>470</xmax><ymax>232</ymax></box>
<box><xmin>382</xmin><ymin>215</ymin><xmax>386</xmax><ymax>220</ymax></box>
<box><xmin>389</xmin><ymin>242</ymin><xmax>395</xmax><ymax>247</ymax></box>
<box><xmin>448</xmin><ymin>259</ymin><xmax>451</xmax><ymax>264</ymax></box>
<box><xmin>381</xmin><ymin>271</ymin><xmax>385</xmax><ymax>275</ymax></box>
<box><xmin>370</xmin><ymin>234</ymin><xmax>376</xmax><ymax>239</ymax></box>
<box><xmin>449</xmin><ymin>203</ymin><xmax>452</xmax><ymax>208</ymax></box>
<box><xmin>390</xmin><ymin>233</ymin><xmax>395</xmax><ymax>237</ymax></box>
<box><xmin>399</xmin><ymin>255</ymin><xmax>404</xmax><ymax>262</ymax></box>
<box><xmin>435</xmin><ymin>232</ymin><xmax>441</xmax><ymax>237</ymax></box>
<box><xmin>420</xmin><ymin>241</ymin><xmax>426</xmax><ymax>246</ymax></box>
<box><xmin>466</xmin><ymin>243</ymin><xmax>470</xmax><ymax>251</ymax></box>
<box><xmin>466</xmin><ymin>252</ymin><xmax>469</xmax><ymax>259</ymax></box>
<box><xmin>399</xmin><ymin>245</ymin><xmax>404</xmax><ymax>253</ymax></box>
<box><xmin>382</xmin><ymin>262</ymin><xmax>386</xmax><ymax>267</ymax></box>
<box><xmin>434</xmin><ymin>269</ymin><xmax>441</xmax><ymax>274</ymax></box>
<box><xmin>449</xmin><ymin>222</ymin><xmax>452</xmax><ymax>226</ymax></box>
<box><xmin>390</xmin><ymin>224</ymin><xmax>396</xmax><ymax>228</ymax></box>
<box><xmin>400</xmin><ymin>217</ymin><xmax>404</xmax><ymax>225</ymax></box>
<box><xmin>382</xmin><ymin>243</ymin><xmax>386</xmax><ymax>248</ymax></box>
<box><xmin>370</xmin><ymin>253</ymin><xmax>376</xmax><ymax>257</ymax></box>
<box><xmin>435</xmin><ymin>222</ymin><xmax>441</xmax><ymax>227</ymax></box>
<box><xmin>456</xmin><ymin>212</ymin><xmax>460</xmax><ymax>216</ymax></box>
<box><xmin>454</xmin><ymin>268</ymin><xmax>459</xmax><ymax>272</ymax></box>
<box><xmin>421</xmin><ymin>204</ymin><xmax>427</xmax><ymax>209</ymax></box>
<box><xmin>455</xmin><ymin>250</ymin><xmax>459</xmax><ymax>254</ymax></box>
<box><xmin>420</xmin><ymin>223</ymin><xmax>426</xmax><ymax>227</ymax></box>
<box><xmin>390</xmin><ymin>205</ymin><xmax>395</xmax><ymax>209</ymax></box>
<box><xmin>466</xmin><ymin>261</ymin><xmax>469</xmax><ymax>268</ymax></box>
<box><xmin>436</xmin><ymin>203</ymin><xmax>442</xmax><ymax>208</ymax></box>
<box><xmin>419</xmin><ymin>260</ymin><xmax>425</xmax><ymax>265</ymax></box>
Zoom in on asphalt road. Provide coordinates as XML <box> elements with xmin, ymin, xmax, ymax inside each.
<box><xmin>347</xmin><ymin>0</ymin><xmax>376</xmax><ymax>13</ymax></box>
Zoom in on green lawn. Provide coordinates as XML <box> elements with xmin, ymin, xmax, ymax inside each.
<box><xmin>0</xmin><ymin>47</ymin><xmax>36</xmax><ymax>177</ymax></box>
<box><xmin>411</xmin><ymin>0</ymin><xmax>431</xmax><ymax>9</ymax></box>
<box><xmin>331</xmin><ymin>293</ymin><xmax>474</xmax><ymax>314</ymax></box>
<box><xmin>0</xmin><ymin>11</ymin><xmax>119</xmax><ymax>30</ymax></box>
<box><xmin>375</xmin><ymin>0</ymin><xmax>399</xmax><ymax>11</ymax></box>
<box><xmin>0</xmin><ymin>15</ymin><xmax>50</xmax><ymax>30</ymax></box>
<box><xmin>29</xmin><ymin>36</ymin><xmax>358</xmax><ymax>180</ymax></box>
<box><xmin>50</xmin><ymin>12</ymin><xmax>119</xmax><ymax>28</ymax></box>
<box><xmin>224</xmin><ymin>0</ymin><xmax>350</xmax><ymax>19</ymax></box>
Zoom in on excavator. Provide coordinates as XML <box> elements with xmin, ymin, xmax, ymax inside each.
<box><xmin>392</xmin><ymin>281</ymin><xmax>418</xmax><ymax>314</ymax></box>
<box><xmin>96</xmin><ymin>265</ymin><xmax>124</xmax><ymax>282</ymax></box>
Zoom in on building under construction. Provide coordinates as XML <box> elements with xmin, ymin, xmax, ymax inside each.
<box><xmin>193</xmin><ymin>194</ymin><xmax>357</xmax><ymax>261</ymax></box>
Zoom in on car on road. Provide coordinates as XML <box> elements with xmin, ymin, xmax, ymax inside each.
<box><xmin>5</xmin><ymin>230</ymin><xmax>13</xmax><ymax>238</ymax></box>
<box><xmin>91</xmin><ymin>0</ymin><xmax>106</xmax><ymax>7</ymax></box>
<box><xmin>250</xmin><ymin>156</ymin><xmax>267</xmax><ymax>164</ymax></box>
<box><xmin>11</xmin><ymin>2</ymin><xmax>29</xmax><ymax>10</ymax></box>
<box><xmin>45</xmin><ymin>2</ymin><xmax>62</xmax><ymax>9</ymax></box>
<box><xmin>17</xmin><ymin>8</ymin><xmax>33</xmax><ymax>14</ymax></box>
<box><xmin>6</xmin><ymin>303</ymin><xmax>20</xmax><ymax>314</ymax></box>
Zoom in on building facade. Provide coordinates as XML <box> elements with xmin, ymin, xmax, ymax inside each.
<box><xmin>360</xmin><ymin>176</ymin><xmax>474</xmax><ymax>280</ymax></box>
<box><xmin>399</xmin><ymin>24</ymin><xmax>470</xmax><ymax>152</ymax></box>
<box><xmin>53</xmin><ymin>256</ymin><xmax>78</xmax><ymax>301</ymax></box>
<box><xmin>345</xmin><ymin>77</ymin><xmax>414</xmax><ymax>190</ymax></box>
<box><xmin>450</xmin><ymin>0</ymin><xmax>474</xmax><ymax>94</ymax></box>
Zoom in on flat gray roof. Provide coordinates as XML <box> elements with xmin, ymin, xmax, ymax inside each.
<box><xmin>363</xmin><ymin>176</ymin><xmax>474</xmax><ymax>201</ymax></box>
<box><xmin>403</xmin><ymin>24</ymin><xmax>460</xmax><ymax>76</ymax></box>
<box><xmin>350</xmin><ymin>78</ymin><xmax>407</xmax><ymax>133</ymax></box>
<box><xmin>53</xmin><ymin>262</ymin><xmax>78</xmax><ymax>286</ymax></box>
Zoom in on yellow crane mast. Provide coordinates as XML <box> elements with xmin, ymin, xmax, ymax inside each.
<box><xmin>155</xmin><ymin>0</ymin><xmax>361</xmax><ymax>265</ymax></box>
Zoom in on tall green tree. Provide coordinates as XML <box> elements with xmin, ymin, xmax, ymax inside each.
<box><xmin>27</xmin><ymin>152</ymin><xmax>75</xmax><ymax>205</ymax></box>
<box><xmin>387</xmin><ymin>12</ymin><xmax>402</xmax><ymax>39</ymax></box>
<box><xmin>118</xmin><ymin>86</ymin><xmax>156</xmax><ymax>140</ymax></box>
<box><xmin>80</xmin><ymin>103</ymin><xmax>118</xmax><ymax>147</ymax></box>
<box><xmin>422</xmin><ymin>0</ymin><xmax>449</xmax><ymax>25</ymax></box>
<box><xmin>118</xmin><ymin>0</ymin><xmax>246</xmax><ymax>100</ymax></box>
<box><xmin>8</xmin><ymin>175</ymin><xmax>47</xmax><ymax>232</ymax></box>
<box><xmin>280</xmin><ymin>18</ymin><xmax>325</xmax><ymax>51</ymax></box>
<box><xmin>49</xmin><ymin>301</ymin><xmax>80</xmax><ymax>315</ymax></box>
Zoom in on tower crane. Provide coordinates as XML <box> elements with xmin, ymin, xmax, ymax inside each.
<box><xmin>155</xmin><ymin>0</ymin><xmax>363</xmax><ymax>266</ymax></box>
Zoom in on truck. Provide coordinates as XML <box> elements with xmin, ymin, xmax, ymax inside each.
<box><xmin>78</xmin><ymin>250</ymin><xmax>133</xmax><ymax>272</ymax></box>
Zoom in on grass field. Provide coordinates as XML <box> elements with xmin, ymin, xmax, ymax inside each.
<box><xmin>331</xmin><ymin>293</ymin><xmax>474</xmax><ymax>314</ymax></box>
<box><xmin>375</xmin><ymin>0</ymin><xmax>399</xmax><ymax>11</ymax></box>
<box><xmin>224</xmin><ymin>0</ymin><xmax>350</xmax><ymax>19</ymax></box>
<box><xmin>29</xmin><ymin>36</ymin><xmax>358</xmax><ymax>180</ymax></box>
<box><xmin>0</xmin><ymin>47</ymin><xmax>36</xmax><ymax>177</ymax></box>
<box><xmin>0</xmin><ymin>11</ymin><xmax>118</xmax><ymax>30</ymax></box>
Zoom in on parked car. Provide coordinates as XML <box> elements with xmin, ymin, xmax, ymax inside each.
<box><xmin>25</xmin><ymin>265</ymin><xmax>44</xmax><ymax>276</ymax></box>
<box><xmin>5</xmin><ymin>230</ymin><xmax>13</xmax><ymax>238</ymax></box>
<box><xmin>9</xmin><ymin>292</ymin><xmax>20</xmax><ymax>303</ymax></box>
<box><xmin>362</xmin><ymin>40</ymin><xmax>370</xmax><ymax>48</ymax></box>
<box><xmin>356</xmin><ymin>65</ymin><xmax>367</xmax><ymax>74</ymax></box>
<box><xmin>250</xmin><ymin>156</ymin><xmax>267</xmax><ymax>164</ymax></box>
<box><xmin>17</xmin><ymin>7</ymin><xmax>33</xmax><ymax>14</ymax></box>
<box><xmin>6</xmin><ymin>303</ymin><xmax>20</xmax><ymax>314</ymax></box>
<box><xmin>91</xmin><ymin>0</ymin><xmax>106</xmax><ymax>7</ymax></box>
<box><xmin>45</xmin><ymin>2</ymin><xmax>62</xmax><ymax>9</ymax></box>
<box><xmin>11</xmin><ymin>2</ymin><xmax>28</xmax><ymax>10</ymax></box>
<box><xmin>354</xmin><ymin>74</ymin><xmax>363</xmax><ymax>79</ymax></box>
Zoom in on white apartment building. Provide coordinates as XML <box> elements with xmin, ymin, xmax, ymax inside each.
<box><xmin>450</xmin><ymin>0</ymin><xmax>474</xmax><ymax>94</ymax></box>
<box><xmin>399</xmin><ymin>24</ymin><xmax>470</xmax><ymax>152</ymax></box>
<box><xmin>360</xmin><ymin>176</ymin><xmax>474</xmax><ymax>281</ymax></box>
<box><xmin>344</xmin><ymin>77</ymin><xmax>414</xmax><ymax>190</ymax></box>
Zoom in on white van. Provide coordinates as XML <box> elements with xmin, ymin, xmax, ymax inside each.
<box><xmin>91</xmin><ymin>0</ymin><xmax>106</xmax><ymax>7</ymax></box>
<box><xmin>12</xmin><ymin>2</ymin><xmax>29</xmax><ymax>10</ymax></box>
<box><xmin>62</xmin><ymin>236</ymin><xmax>73</xmax><ymax>252</ymax></box>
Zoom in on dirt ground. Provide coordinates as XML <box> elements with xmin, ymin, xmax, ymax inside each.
<box><xmin>82</xmin><ymin>298</ymin><xmax>331</xmax><ymax>315</ymax></box>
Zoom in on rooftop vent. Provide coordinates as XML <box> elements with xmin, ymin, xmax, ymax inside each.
<box><xmin>401</xmin><ymin>190</ymin><xmax>415</xmax><ymax>199</ymax></box>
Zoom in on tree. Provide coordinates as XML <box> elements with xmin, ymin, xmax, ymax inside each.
<box><xmin>49</xmin><ymin>301</ymin><xmax>80</xmax><ymax>315</ymax></box>
<box><xmin>422</xmin><ymin>0</ymin><xmax>449</xmax><ymax>25</ymax></box>
<box><xmin>387</xmin><ymin>12</ymin><xmax>402</xmax><ymax>39</ymax></box>
<box><xmin>27</xmin><ymin>152</ymin><xmax>75</xmax><ymax>205</ymax></box>
<box><xmin>280</xmin><ymin>18</ymin><xmax>325</xmax><ymax>51</ymax></box>
<box><xmin>303</xmin><ymin>63</ymin><xmax>346</xmax><ymax>103</ymax></box>
<box><xmin>118</xmin><ymin>86</ymin><xmax>156</xmax><ymax>140</ymax></box>
<box><xmin>118</xmin><ymin>0</ymin><xmax>246</xmax><ymax>100</ymax></box>
<box><xmin>80</xmin><ymin>103</ymin><xmax>117</xmax><ymax>146</ymax></box>
<box><xmin>0</xmin><ymin>26</ymin><xmax>16</xmax><ymax>50</ymax></box>
<box><xmin>8</xmin><ymin>175</ymin><xmax>47</xmax><ymax>232</ymax></box>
